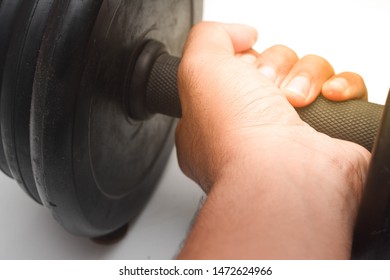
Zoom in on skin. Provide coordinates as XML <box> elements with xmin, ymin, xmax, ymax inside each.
<box><xmin>175</xmin><ymin>22</ymin><xmax>370</xmax><ymax>259</ymax></box>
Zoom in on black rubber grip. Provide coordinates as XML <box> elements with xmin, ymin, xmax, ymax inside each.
<box><xmin>146</xmin><ymin>54</ymin><xmax>383</xmax><ymax>151</ymax></box>
<box><xmin>296</xmin><ymin>97</ymin><xmax>383</xmax><ymax>151</ymax></box>
<box><xmin>146</xmin><ymin>54</ymin><xmax>183</xmax><ymax>118</ymax></box>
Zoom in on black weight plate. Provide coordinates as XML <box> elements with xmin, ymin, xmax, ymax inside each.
<box><xmin>1</xmin><ymin>0</ymin><xmax>54</xmax><ymax>203</ymax></box>
<box><xmin>0</xmin><ymin>0</ymin><xmax>23</xmax><ymax>178</ymax></box>
<box><xmin>352</xmin><ymin>92</ymin><xmax>390</xmax><ymax>259</ymax></box>
<box><xmin>32</xmin><ymin>0</ymin><xmax>202</xmax><ymax>237</ymax></box>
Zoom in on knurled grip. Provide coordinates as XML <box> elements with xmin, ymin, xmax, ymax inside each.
<box><xmin>146</xmin><ymin>54</ymin><xmax>183</xmax><ymax>118</ymax></box>
<box><xmin>296</xmin><ymin>97</ymin><xmax>383</xmax><ymax>151</ymax></box>
<box><xmin>145</xmin><ymin>54</ymin><xmax>383</xmax><ymax>151</ymax></box>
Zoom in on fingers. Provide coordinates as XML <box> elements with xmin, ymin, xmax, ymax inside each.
<box><xmin>183</xmin><ymin>22</ymin><xmax>367</xmax><ymax>110</ymax></box>
<box><xmin>252</xmin><ymin>47</ymin><xmax>335</xmax><ymax>107</ymax></box>
<box><xmin>256</xmin><ymin>45</ymin><xmax>299</xmax><ymax>85</ymax></box>
<box><xmin>280</xmin><ymin>55</ymin><xmax>335</xmax><ymax>107</ymax></box>
<box><xmin>252</xmin><ymin>47</ymin><xmax>367</xmax><ymax>107</ymax></box>
<box><xmin>322</xmin><ymin>72</ymin><xmax>368</xmax><ymax>101</ymax></box>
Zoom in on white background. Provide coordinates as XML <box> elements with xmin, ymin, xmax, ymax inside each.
<box><xmin>1</xmin><ymin>0</ymin><xmax>390</xmax><ymax>259</ymax></box>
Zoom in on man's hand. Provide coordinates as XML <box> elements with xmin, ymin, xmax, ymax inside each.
<box><xmin>175</xmin><ymin>22</ymin><xmax>370</xmax><ymax>259</ymax></box>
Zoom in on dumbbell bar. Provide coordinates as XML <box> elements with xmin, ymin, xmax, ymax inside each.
<box><xmin>129</xmin><ymin>40</ymin><xmax>383</xmax><ymax>151</ymax></box>
<box><xmin>128</xmin><ymin>40</ymin><xmax>390</xmax><ymax>259</ymax></box>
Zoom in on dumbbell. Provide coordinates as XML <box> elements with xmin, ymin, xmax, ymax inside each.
<box><xmin>0</xmin><ymin>0</ymin><xmax>388</xmax><ymax>259</ymax></box>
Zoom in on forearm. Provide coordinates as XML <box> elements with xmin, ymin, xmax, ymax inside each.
<box><xmin>177</xmin><ymin>144</ymin><xmax>361</xmax><ymax>260</ymax></box>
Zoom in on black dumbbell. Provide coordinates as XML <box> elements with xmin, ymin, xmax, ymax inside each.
<box><xmin>0</xmin><ymin>0</ymin><xmax>389</xmax><ymax>259</ymax></box>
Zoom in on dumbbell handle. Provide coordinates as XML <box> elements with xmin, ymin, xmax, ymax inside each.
<box><xmin>130</xmin><ymin>40</ymin><xmax>384</xmax><ymax>152</ymax></box>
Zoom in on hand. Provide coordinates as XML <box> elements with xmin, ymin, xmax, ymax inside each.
<box><xmin>175</xmin><ymin>22</ymin><xmax>370</xmax><ymax>259</ymax></box>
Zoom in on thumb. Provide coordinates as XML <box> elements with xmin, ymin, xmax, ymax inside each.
<box><xmin>182</xmin><ymin>22</ymin><xmax>258</xmax><ymax>57</ymax></box>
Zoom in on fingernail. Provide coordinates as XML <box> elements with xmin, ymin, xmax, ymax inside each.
<box><xmin>327</xmin><ymin>77</ymin><xmax>349</xmax><ymax>93</ymax></box>
<box><xmin>284</xmin><ymin>75</ymin><xmax>311</xmax><ymax>99</ymax></box>
<box><xmin>258</xmin><ymin>66</ymin><xmax>277</xmax><ymax>83</ymax></box>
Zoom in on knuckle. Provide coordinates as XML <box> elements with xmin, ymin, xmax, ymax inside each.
<box><xmin>301</xmin><ymin>54</ymin><xmax>331</xmax><ymax>66</ymax></box>
<box><xmin>191</xmin><ymin>21</ymin><xmax>215</xmax><ymax>32</ymax></box>
<box><xmin>269</xmin><ymin>44</ymin><xmax>298</xmax><ymax>60</ymax></box>
<box><xmin>299</xmin><ymin>55</ymin><xmax>334</xmax><ymax>75</ymax></box>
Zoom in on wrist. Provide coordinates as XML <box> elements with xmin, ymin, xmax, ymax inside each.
<box><xmin>180</xmin><ymin>132</ymin><xmax>364</xmax><ymax>259</ymax></box>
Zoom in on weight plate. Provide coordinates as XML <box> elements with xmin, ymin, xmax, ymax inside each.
<box><xmin>0</xmin><ymin>0</ymin><xmax>23</xmax><ymax>178</ymax></box>
<box><xmin>1</xmin><ymin>0</ymin><xmax>54</xmax><ymax>203</ymax></box>
<box><xmin>352</xmin><ymin>92</ymin><xmax>390</xmax><ymax>259</ymax></box>
<box><xmin>32</xmin><ymin>0</ymin><xmax>202</xmax><ymax>237</ymax></box>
